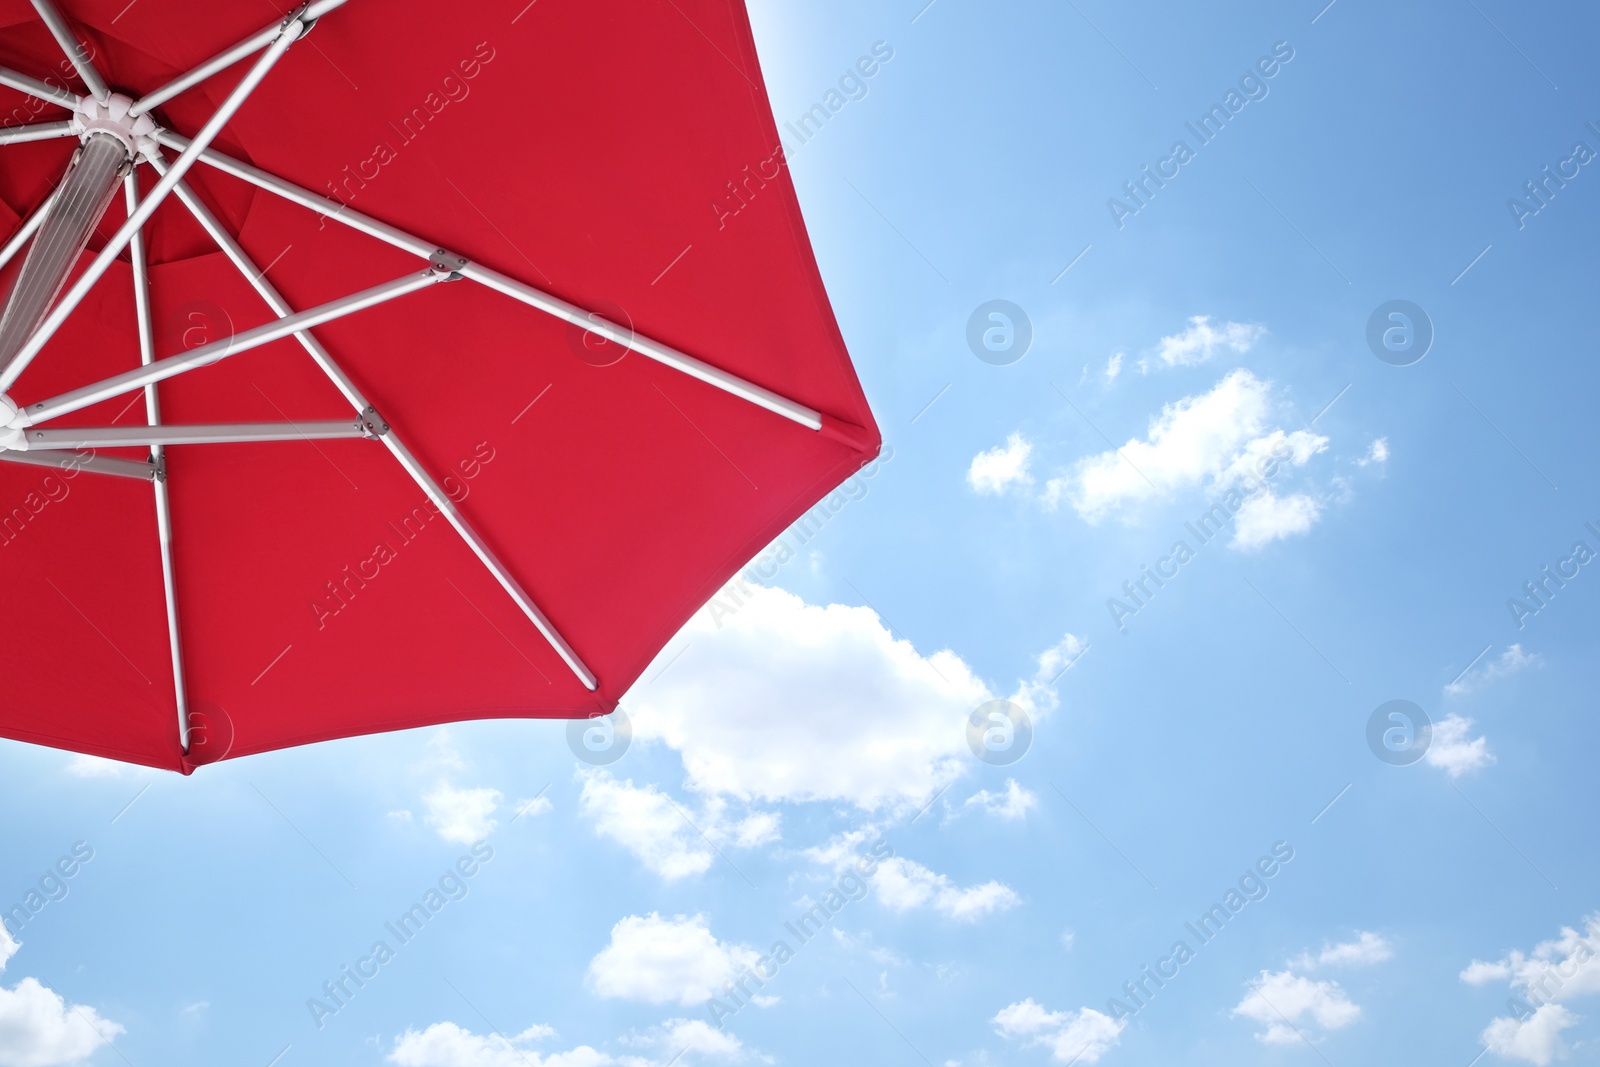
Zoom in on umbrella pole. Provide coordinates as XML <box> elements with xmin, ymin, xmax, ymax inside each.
<box><xmin>149</xmin><ymin>160</ymin><xmax>601</xmax><ymax>694</ymax></box>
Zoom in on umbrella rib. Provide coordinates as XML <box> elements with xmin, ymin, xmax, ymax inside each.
<box><xmin>129</xmin><ymin>0</ymin><xmax>353</xmax><ymax>119</ymax></box>
<box><xmin>28</xmin><ymin>0</ymin><xmax>110</xmax><ymax>102</ymax></box>
<box><xmin>123</xmin><ymin>172</ymin><xmax>190</xmax><ymax>754</ymax></box>
<box><xmin>0</xmin><ymin>120</ymin><xmax>76</xmax><ymax>146</ymax></box>
<box><xmin>0</xmin><ymin>63</ymin><xmax>82</xmax><ymax>110</ymax></box>
<box><xmin>146</xmin><ymin>159</ymin><xmax>600</xmax><ymax>693</ymax></box>
<box><xmin>0</xmin><ymin>184</ymin><xmax>64</xmax><ymax>275</ymax></box>
<box><xmin>149</xmin><ymin>131</ymin><xmax>838</xmax><ymax>437</ymax></box>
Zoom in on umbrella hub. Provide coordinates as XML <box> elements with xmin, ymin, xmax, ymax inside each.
<box><xmin>71</xmin><ymin>93</ymin><xmax>158</xmax><ymax>161</ymax></box>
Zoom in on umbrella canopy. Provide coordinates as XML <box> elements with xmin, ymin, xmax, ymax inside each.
<box><xmin>0</xmin><ymin>0</ymin><xmax>880</xmax><ymax>772</ymax></box>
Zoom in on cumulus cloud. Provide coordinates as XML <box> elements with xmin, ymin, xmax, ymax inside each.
<box><xmin>1460</xmin><ymin>912</ymin><xmax>1600</xmax><ymax>1061</ymax></box>
<box><xmin>961</xmin><ymin>779</ymin><xmax>1037</xmax><ymax>821</ymax></box>
<box><xmin>422</xmin><ymin>783</ymin><xmax>502</xmax><ymax>844</ymax></box>
<box><xmin>1482</xmin><ymin>1004</ymin><xmax>1580</xmax><ymax>1066</ymax></box>
<box><xmin>0</xmin><ymin>978</ymin><xmax>124</xmax><ymax>1067</ymax></box>
<box><xmin>1358</xmin><ymin>438</ymin><xmax>1389</xmax><ymax>467</ymax></box>
<box><xmin>586</xmin><ymin>914</ymin><xmax>759</xmax><ymax>1007</ymax></box>
<box><xmin>626</xmin><ymin>585</ymin><xmax>1001</xmax><ymax>813</ymax></box>
<box><xmin>1045</xmin><ymin>371</ymin><xmax>1327</xmax><ymax>542</ymax></box>
<box><xmin>0</xmin><ymin>929</ymin><xmax>16</xmax><ymax>972</ymax></box>
<box><xmin>388</xmin><ymin>1022</ymin><xmax>607</xmax><ymax>1067</ymax></box>
<box><xmin>576</xmin><ymin>772</ymin><xmax>776</xmax><ymax>881</ymax></box>
<box><xmin>578</xmin><ymin>772</ymin><xmax>713</xmax><ymax>881</ymax></box>
<box><xmin>1153</xmin><ymin>316</ymin><xmax>1265</xmax><ymax>368</ymax></box>
<box><xmin>992</xmin><ymin>999</ymin><xmax>1125</xmax><ymax>1064</ymax></box>
<box><xmin>968</xmin><ymin>434</ymin><xmax>1033</xmax><ymax>495</ymax></box>
<box><xmin>1231</xmin><ymin>492</ymin><xmax>1321</xmax><ymax>551</ymax></box>
<box><xmin>1424</xmin><ymin>714</ymin><xmax>1495</xmax><ymax>777</ymax></box>
<box><xmin>1233</xmin><ymin>970</ymin><xmax>1360</xmax><ymax>1044</ymax></box>
<box><xmin>1446</xmin><ymin>644</ymin><xmax>1539</xmax><ymax>697</ymax></box>
<box><xmin>1290</xmin><ymin>932</ymin><xmax>1394</xmax><ymax>971</ymax></box>
<box><xmin>872</xmin><ymin>857</ymin><xmax>1019</xmax><ymax>921</ymax></box>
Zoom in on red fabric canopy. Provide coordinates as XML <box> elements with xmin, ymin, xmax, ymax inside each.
<box><xmin>0</xmin><ymin>0</ymin><xmax>879</xmax><ymax>771</ymax></box>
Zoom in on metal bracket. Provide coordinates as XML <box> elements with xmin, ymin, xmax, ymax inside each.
<box><xmin>429</xmin><ymin>248</ymin><xmax>467</xmax><ymax>281</ymax></box>
<box><xmin>359</xmin><ymin>406</ymin><xmax>390</xmax><ymax>437</ymax></box>
<box><xmin>151</xmin><ymin>452</ymin><xmax>166</xmax><ymax>482</ymax></box>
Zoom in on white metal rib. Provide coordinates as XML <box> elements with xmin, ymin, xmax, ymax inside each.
<box><xmin>151</xmin><ymin>131</ymin><xmax>826</xmax><ymax>431</ymax></box>
<box><xmin>124</xmin><ymin>173</ymin><xmax>189</xmax><ymax>752</ymax></box>
<box><xmin>29</xmin><ymin>0</ymin><xmax>109</xmax><ymax>102</ymax></box>
<box><xmin>0</xmin><ymin>185</ymin><xmax>63</xmax><ymax>274</ymax></box>
<box><xmin>0</xmin><ymin>64</ymin><xmax>81</xmax><ymax>109</ymax></box>
<box><xmin>154</xmin><ymin>160</ymin><xmax>600</xmax><ymax>692</ymax></box>
<box><xmin>22</xmin><ymin>269</ymin><xmax>446</xmax><ymax>424</ymax></box>
<box><xmin>0</xmin><ymin>15</ymin><xmax>306</xmax><ymax>392</ymax></box>
<box><xmin>0</xmin><ymin>120</ymin><xmax>76</xmax><ymax>146</ymax></box>
<box><xmin>129</xmin><ymin>0</ymin><xmax>350</xmax><ymax>118</ymax></box>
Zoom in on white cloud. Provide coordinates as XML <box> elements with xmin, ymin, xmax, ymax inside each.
<box><xmin>0</xmin><ymin>929</ymin><xmax>16</xmax><ymax>972</ymax></box>
<box><xmin>962</xmin><ymin>780</ymin><xmax>1036</xmax><ymax>821</ymax></box>
<box><xmin>1358</xmin><ymin>438</ymin><xmax>1389</xmax><ymax>467</ymax></box>
<box><xmin>422</xmin><ymin>783</ymin><xmax>502</xmax><ymax>844</ymax></box>
<box><xmin>992</xmin><ymin>999</ymin><xmax>1125</xmax><ymax>1064</ymax></box>
<box><xmin>649</xmin><ymin>1019</ymin><xmax>742</xmax><ymax>1059</ymax></box>
<box><xmin>626</xmin><ymin>585</ymin><xmax>1001</xmax><ymax>813</ymax></box>
<box><xmin>1104</xmin><ymin>353</ymin><xmax>1124</xmax><ymax>383</ymax></box>
<box><xmin>1482</xmin><ymin>1004</ymin><xmax>1580</xmax><ymax>1066</ymax></box>
<box><xmin>1424</xmin><ymin>714</ymin><xmax>1495</xmax><ymax>777</ymax></box>
<box><xmin>1446</xmin><ymin>644</ymin><xmax>1540</xmax><ymax>697</ymax></box>
<box><xmin>62</xmin><ymin>754</ymin><xmax>148</xmax><ymax>779</ymax></box>
<box><xmin>1154</xmin><ymin>316</ymin><xmax>1265</xmax><ymax>368</ymax></box>
<box><xmin>872</xmin><ymin>857</ymin><xmax>1019</xmax><ymax>921</ymax></box>
<box><xmin>388</xmin><ymin>1023</ymin><xmax>609</xmax><ymax>1067</ymax></box>
<box><xmin>586</xmin><ymin>914</ymin><xmax>758</xmax><ymax>1007</ymax></box>
<box><xmin>1051</xmin><ymin>369</ymin><xmax>1313</xmax><ymax>524</ymax></box>
<box><xmin>1463</xmin><ymin>916</ymin><xmax>1600</xmax><ymax>1062</ymax></box>
<box><xmin>1290</xmin><ymin>932</ymin><xmax>1393</xmax><ymax>971</ymax></box>
<box><xmin>577</xmin><ymin>772</ymin><xmax>712</xmax><ymax>881</ymax></box>
<box><xmin>1231</xmin><ymin>492</ymin><xmax>1321</xmax><ymax>551</ymax></box>
<box><xmin>1233</xmin><ymin>970</ymin><xmax>1360</xmax><ymax>1044</ymax></box>
<box><xmin>968</xmin><ymin>434</ymin><xmax>1033</xmax><ymax>495</ymax></box>
<box><xmin>1460</xmin><ymin>913</ymin><xmax>1600</xmax><ymax>1001</ymax></box>
<box><xmin>0</xmin><ymin>978</ymin><xmax>124</xmax><ymax>1067</ymax></box>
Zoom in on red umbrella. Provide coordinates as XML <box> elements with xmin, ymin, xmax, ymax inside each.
<box><xmin>0</xmin><ymin>0</ymin><xmax>879</xmax><ymax>772</ymax></box>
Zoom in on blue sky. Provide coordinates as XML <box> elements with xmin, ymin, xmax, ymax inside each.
<box><xmin>5</xmin><ymin>1</ymin><xmax>1600</xmax><ymax>1065</ymax></box>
